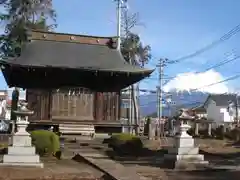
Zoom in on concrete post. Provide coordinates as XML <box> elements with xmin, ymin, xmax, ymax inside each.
<box><xmin>195</xmin><ymin>123</ymin><xmax>199</xmax><ymax>136</ymax></box>
<box><xmin>208</xmin><ymin>123</ymin><xmax>212</xmax><ymax>136</ymax></box>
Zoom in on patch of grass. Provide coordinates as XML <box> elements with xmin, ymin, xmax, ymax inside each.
<box><xmin>0</xmin><ymin>143</ymin><xmax>8</xmax><ymax>148</ymax></box>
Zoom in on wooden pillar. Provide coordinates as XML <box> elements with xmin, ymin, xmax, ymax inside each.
<box><xmin>116</xmin><ymin>92</ymin><xmax>120</xmax><ymax>120</ymax></box>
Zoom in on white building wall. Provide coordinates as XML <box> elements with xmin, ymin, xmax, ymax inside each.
<box><xmin>205</xmin><ymin>100</ymin><xmax>232</xmax><ymax>129</ymax></box>
<box><xmin>206</xmin><ymin>99</ymin><xmax>236</xmax><ymax>127</ymax></box>
<box><xmin>5</xmin><ymin>109</ymin><xmax>11</xmax><ymax>120</ymax></box>
<box><xmin>220</xmin><ymin>107</ymin><xmax>234</xmax><ymax>123</ymax></box>
<box><xmin>206</xmin><ymin>99</ymin><xmax>220</xmax><ymax>121</ymax></box>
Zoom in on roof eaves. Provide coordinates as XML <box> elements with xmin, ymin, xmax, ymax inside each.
<box><xmin>203</xmin><ymin>94</ymin><xmax>211</xmax><ymax>107</ymax></box>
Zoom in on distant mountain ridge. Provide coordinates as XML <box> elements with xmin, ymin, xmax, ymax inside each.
<box><xmin>139</xmin><ymin>90</ymin><xmax>209</xmax><ymax>117</ymax></box>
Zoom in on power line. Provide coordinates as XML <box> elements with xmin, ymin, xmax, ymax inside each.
<box><xmin>163</xmin><ymin>54</ymin><xmax>240</xmax><ymax>86</ymax></box>
<box><xmin>131</xmin><ymin>68</ymin><xmax>240</xmax><ymax>102</ymax></box>
<box><xmin>203</xmin><ymin>54</ymin><xmax>240</xmax><ymax>72</ymax></box>
<box><xmin>145</xmin><ymin>51</ymin><xmax>240</xmax><ymax>88</ymax></box>
<box><xmin>191</xmin><ymin>74</ymin><xmax>240</xmax><ymax>91</ymax></box>
<box><xmin>146</xmin><ymin>76</ymin><xmax>174</xmax><ymax>80</ymax></box>
<box><xmin>164</xmin><ymin>74</ymin><xmax>240</xmax><ymax>109</ymax></box>
<box><xmin>168</xmin><ymin>23</ymin><xmax>240</xmax><ymax>64</ymax></box>
<box><xmin>139</xmin><ymin>73</ymin><xmax>240</xmax><ymax>108</ymax></box>
<box><xmin>140</xmin><ymin>98</ymin><xmax>199</xmax><ymax>107</ymax></box>
<box><xmin>164</xmin><ymin>74</ymin><xmax>240</xmax><ymax>97</ymax></box>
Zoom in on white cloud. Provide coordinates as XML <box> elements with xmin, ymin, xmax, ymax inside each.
<box><xmin>163</xmin><ymin>70</ymin><xmax>229</xmax><ymax>94</ymax></box>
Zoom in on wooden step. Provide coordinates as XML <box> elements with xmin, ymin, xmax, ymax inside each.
<box><xmin>59</xmin><ymin>124</ymin><xmax>95</xmax><ymax>136</ymax></box>
<box><xmin>59</xmin><ymin>123</ymin><xmax>93</xmax><ymax>127</ymax></box>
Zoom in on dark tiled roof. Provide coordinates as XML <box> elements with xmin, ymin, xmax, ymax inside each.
<box><xmin>2</xmin><ymin>31</ymin><xmax>153</xmax><ymax>74</ymax></box>
<box><xmin>191</xmin><ymin>105</ymin><xmax>206</xmax><ymax>113</ymax></box>
<box><xmin>0</xmin><ymin>31</ymin><xmax>154</xmax><ymax>91</ymax></box>
<box><xmin>207</xmin><ymin>94</ymin><xmax>240</xmax><ymax>106</ymax></box>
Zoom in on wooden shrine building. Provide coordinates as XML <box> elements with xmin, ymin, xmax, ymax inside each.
<box><xmin>0</xmin><ymin>30</ymin><xmax>153</xmax><ymax>134</ymax></box>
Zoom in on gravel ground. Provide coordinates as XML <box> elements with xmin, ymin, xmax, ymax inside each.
<box><xmin>1</xmin><ymin>135</ymin><xmax>239</xmax><ymax>180</ymax></box>
<box><xmin>0</xmin><ymin>167</ymin><xmax>100</xmax><ymax>180</ymax></box>
<box><xmin>77</xmin><ymin>136</ymin><xmax>240</xmax><ymax>180</ymax></box>
<box><xmin>0</xmin><ymin>152</ymin><xmax>104</xmax><ymax>180</ymax></box>
<box><xmin>165</xmin><ymin>169</ymin><xmax>240</xmax><ymax>180</ymax></box>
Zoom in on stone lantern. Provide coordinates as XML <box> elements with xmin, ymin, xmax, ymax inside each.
<box><xmin>163</xmin><ymin>109</ymin><xmax>208</xmax><ymax>169</ymax></box>
<box><xmin>1</xmin><ymin>102</ymin><xmax>43</xmax><ymax>168</ymax></box>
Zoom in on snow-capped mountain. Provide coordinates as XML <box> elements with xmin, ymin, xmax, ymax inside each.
<box><xmin>139</xmin><ymin>90</ymin><xmax>209</xmax><ymax>117</ymax></box>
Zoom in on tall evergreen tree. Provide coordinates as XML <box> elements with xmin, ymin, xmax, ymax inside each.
<box><xmin>0</xmin><ymin>0</ymin><xmax>57</xmax><ymax>133</ymax></box>
<box><xmin>120</xmin><ymin>11</ymin><xmax>151</xmax><ymax>67</ymax></box>
<box><xmin>120</xmin><ymin>10</ymin><xmax>152</xmax><ymax>135</ymax></box>
<box><xmin>121</xmin><ymin>33</ymin><xmax>151</xmax><ymax>67</ymax></box>
<box><xmin>0</xmin><ymin>0</ymin><xmax>57</xmax><ymax>58</ymax></box>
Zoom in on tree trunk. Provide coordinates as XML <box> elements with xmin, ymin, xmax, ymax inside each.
<box><xmin>11</xmin><ymin>88</ymin><xmax>19</xmax><ymax>134</ymax></box>
<box><xmin>131</xmin><ymin>84</ymin><xmax>139</xmax><ymax>135</ymax></box>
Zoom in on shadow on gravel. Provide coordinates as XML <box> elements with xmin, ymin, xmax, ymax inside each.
<box><xmin>199</xmin><ymin>150</ymin><xmax>240</xmax><ymax>166</ymax></box>
<box><xmin>103</xmin><ymin>149</ymin><xmax>167</xmax><ymax>168</ymax></box>
<box><xmin>199</xmin><ymin>150</ymin><xmax>240</xmax><ymax>159</ymax></box>
<box><xmin>72</xmin><ymin>154</ymin><xmax>115</xmax><ymax>180</ymax></box>
<box><xmin>166</xmin><ymin>169</ymin><xmax>240</xmax><ymax>180</ymax></box>
<box><xmin>92</xmin><ymin>147</ymin><xmax>103</xmax><ymax>150</ymax></box>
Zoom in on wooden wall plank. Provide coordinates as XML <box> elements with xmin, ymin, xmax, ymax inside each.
<box><xmin>27</xmin><ymin>89</ymin><xmax>51</xmax><ymax>122</ymax></box>
<box><xmin>27</xmin><ymin>88</ymin><xmax>121</xmax><ymax>123</ymax></box>
<box><xmin>51</xmin><ymin>88</ymin><xmax>94</xmax><ymax>121</ymax></box>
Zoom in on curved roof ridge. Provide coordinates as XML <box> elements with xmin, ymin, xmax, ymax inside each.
<box><xmin>27</xmin><ymin>30</ymin><xmax>118</xmax><ymax>47</ymax></box>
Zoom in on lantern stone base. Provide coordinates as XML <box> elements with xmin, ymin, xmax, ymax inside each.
<box><xmin>1</xmin><ymin>121</ymin><xmax>43</xmax><ymax>168</ymax></box>
<box><xmin>163</xmin><ymin>124</ymin><xmax>208</xmax><ymax>169</ymax></box>
<box><xmin>164</xmin><ymin>146</ymin><xmax>209</xmax><ymax>169</ymax></box>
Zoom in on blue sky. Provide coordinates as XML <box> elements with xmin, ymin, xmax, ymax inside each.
<box><xmin>1</xmin><ymin>0</ymin><xmax>240</xmax><ymax>92</ymax></box>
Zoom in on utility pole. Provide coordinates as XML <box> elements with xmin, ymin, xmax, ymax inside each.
<box><xmin>236</xmin><ymin>94</ymin><xmax>239</xmax><ymax>126</ymax></box>
<box><xmin>166</xmin><ymin>94</ymin><xmax>176</xmax><ymax>136</ymax></box>
<box><xmin>115</xmin><ymin>0</ymin><xmax>135</xmax><ymax>133</ymax></box>
<box><xmin>115</xmin><ymin>0</ymin><xmax>127</xmax><ymax>50</ymax></box>
<box><xmin>115</xmin><ymin>0</ymin><xmax>123</xmax><ymax>50</ymax></box>
<box><xmin>156</xmin><ymin>58</ymin><xmax>167</xmax><ymax>139</ymax></box>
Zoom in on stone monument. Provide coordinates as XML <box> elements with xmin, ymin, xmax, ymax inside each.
<box><xmin>164</xmin><ymin>109</ymin><xmax>208</xmax><ymax>169</ymax></box>
<box><xmin>1</xmin><ymin>102</ymin><xmax>43</xmax><ymax>168</ymax></box>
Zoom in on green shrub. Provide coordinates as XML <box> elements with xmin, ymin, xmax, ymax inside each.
<box><xmin>199</xmin><ymin>129</ymin><xmax>212</xmax><ymax>138</ymax></box>
<box><xmin>55</xmin><ymin>131</ymin><xmax>62</xmax><ymax>137</ymax></box>
<box><xmin>231</xmin><ymin>128</ymin><xmax>240</xmax><ymax>141</ymax></box>
<box><xmin>143</xmin><ymin>117</ymin><xmax>151</xmax><ymax>136</ymax></box>
<box><xmin>224</xmin><ymin>128</ymin><xmax>240</xmax><ymax>141</ymax></box>
<box><xmin>30</xmin><ymin>130</ymin><xmax>60</xmax><ymax>157</ymax></box>
<box><xmin>108</xmin><ymin>133</ymin><xmax>143</xmax><ymax>156</ymax></box>
<box><xmin>187</xmin><ymin>127</ymin><xmax>215</xmax><ymax>138</ymax></box>
<box><xmin>214</xmin><ymin>126</ymin><xmax>225</xmax><ymax>139</ymax></box>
